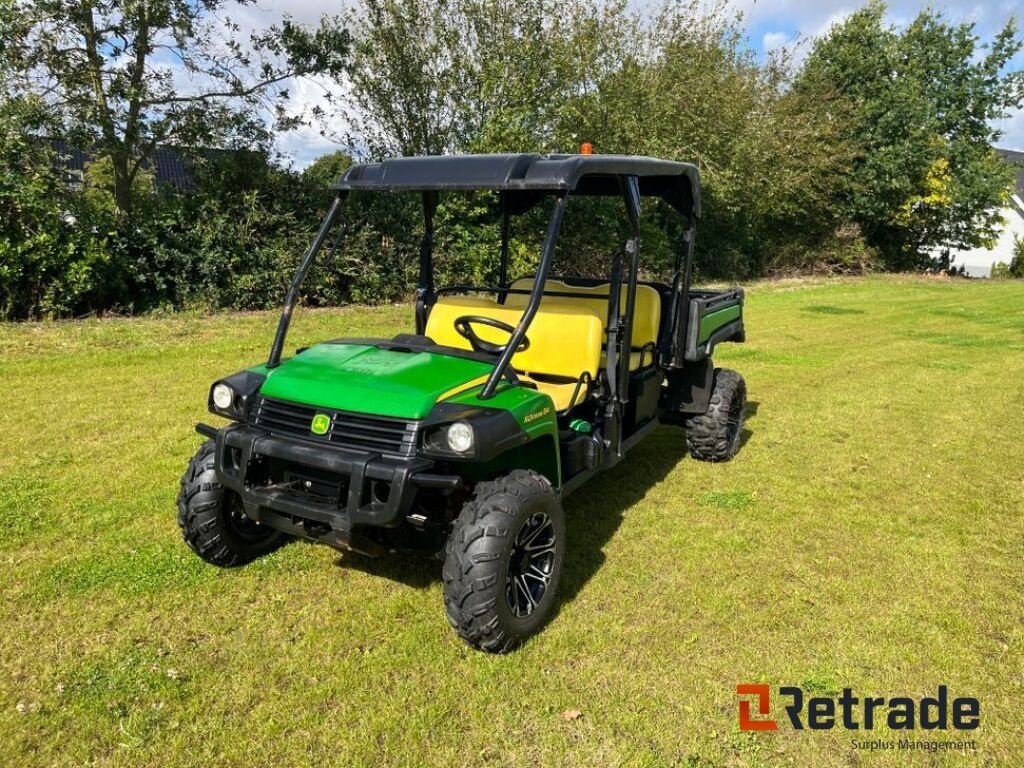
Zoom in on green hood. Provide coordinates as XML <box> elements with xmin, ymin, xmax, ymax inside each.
<box><xmin>257</xmin><ymin>343</ymin><xmax>494</xmax><ymax>419</ymax></box>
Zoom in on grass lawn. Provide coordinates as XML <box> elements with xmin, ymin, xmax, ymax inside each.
<box><xmin>1</xmin><ymin>275</ymin><xmax>1022</xmax><ymax>767</ymax></box>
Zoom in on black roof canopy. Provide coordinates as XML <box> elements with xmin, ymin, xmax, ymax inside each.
<box><xmin>333</xmin><ymin>153</ymin><xmax>701</xmax><ymax>218</ymax></box>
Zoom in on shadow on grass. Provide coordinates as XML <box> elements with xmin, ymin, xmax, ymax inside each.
<box><xmin>740</xmin><ymin>399</ymin><xmax>759</xmax><ymax>449</ymax></box>
<box><xmin>332</xmin><ymin>409</ymin><xmax>758</xmax><ymax>605</ymax></box>
<box><xmin>336</xmin><ymin>549</ymin><xmax>442</xmax><ymax>588</ymax></box>
<box><xmin>557</xmin><ymin>428</ymin><xmax>688</xmax><ymax>606</ymax></box>
<box><xmin>802</xmin><ymin>304</ymin><xmax>865</xmax><ymax>316</ymax></box>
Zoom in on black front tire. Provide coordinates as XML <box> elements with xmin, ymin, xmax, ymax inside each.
<box><xmin>686</xmin><ymin>368</ymin><xmax>746</xmax><ymax>462</ymax></box>
<box><xmin>443</xmin><ymin>470</ymin><xmax>565</xmax><ymax>653</ymax></box>
<box><xmin>177</xmin><ymin>440</ymin><xmax>287</xmax><ymax>567</ymax></box>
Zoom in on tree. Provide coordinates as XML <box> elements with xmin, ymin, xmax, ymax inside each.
<box><xmin>0</xmin><ymin>0</ymin><xmax>350</xmax><ymax>215</ymax></box>
<box><xmin>556</xmin><ymin>0</ymin><xmax>854</xmax><ymax>276</ymax></box>
<box><xmin>0</xmin><ymin>95</ymin><xmax>68</xmax><ymax>318</ymax></box>
<box><xmin>302</xmin><ymin>150</ymin><xmax>353</xmax><ymax>191</ymax></box>
<box><xmin>338</xmin><ymin>0</ymin><xmax>855</xmax><ymax>278</ymax></box>
<box><xmin>798</xmin><ymin>2</ymin><xmax>1024</xmax><ymax>268</ymax></box>
<box><xmin>339</xmin><ymin>0</ymin><xmax>624</xmax><ymax>157</ymax></box>
<box><xmin>339</xmin><ymin>0</ymin><xmax>469</xmax><ymax>157</ymax></box>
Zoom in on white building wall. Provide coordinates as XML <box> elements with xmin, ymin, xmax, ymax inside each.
<box><xmin>945</xmin><ymin>198</ymin><xmax>1024</xmax><ymax>277</ymax></box>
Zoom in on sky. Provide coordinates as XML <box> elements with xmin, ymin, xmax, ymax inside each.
<box><xmin>230</xmin><ymin>0</ymin><xmax>1024</xmax><ymax>167</ymax></box>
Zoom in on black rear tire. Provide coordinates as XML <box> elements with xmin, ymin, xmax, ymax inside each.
<box><xmin>177</xmin><ymin>440</ymin><xmax>287</xmax><ymax>567</ymax></box>
<box><xmin>442</xmin><ymin>470</ymin><xmax>565</xmax><ymax>653</ymax></box>
<box><xmin>686</xmin><ymin>368</ymin><xmax>746</xmax><ymax>462</ymax></box>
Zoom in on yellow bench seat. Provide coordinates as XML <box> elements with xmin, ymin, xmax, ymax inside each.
<box><xmin>424</xmin><ymin>295</ymin><xmax>602</xmax><ymax>411</ymax></box>
<box><xmin>506</xmin><ymin>278</ymin><xmax>661</xmax><ymax>371</ymax></box>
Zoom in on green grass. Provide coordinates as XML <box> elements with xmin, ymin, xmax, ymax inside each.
<box><xmin>1</xmin><ymin>276</ymin><xmax>1022</xmax><ymax>767</ymax></box>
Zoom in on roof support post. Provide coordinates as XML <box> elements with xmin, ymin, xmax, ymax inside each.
<box><xmin>604</xmin><ymin>176</ymin><xmax>642</xmax><ymax>459</ymax></box>
<box><xmin>267</xmin><ymin>193</ymin><xmax>345</xmax><ymax>368</ymax></box>
<box><xmin>497</xmin><ymin>192</ymin><xmax>511</xmax><ymax>301</ymax></box>
<box><xmin>618</xmin><ymin>176</ymin><xmax>642</xmax><ymax>407</ymax></box>
<box><xmin>479</xmin><ymin>192</ymin><xmax>568</xmax><ymax>400</ymax></box>
<box><xmin>668</xmin><ymin>217</ymin><xmax>697</xmax><ymax>367</ymax></box>
<box><xmin>415</xmin><ymin>191</ymin><xmax>438</xmax><ymax>334</ymax></box>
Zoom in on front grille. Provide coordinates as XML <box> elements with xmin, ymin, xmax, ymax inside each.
<box><xmin>250</xmin><ymin>396</ymin><xmax>419</xmax><ymax>457</ymax></box>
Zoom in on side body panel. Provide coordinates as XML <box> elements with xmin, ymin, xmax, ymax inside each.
<box><xmin>443</xmin><ymin>383</ymin><xmax>562</xmax><ymax>487</ymax></box>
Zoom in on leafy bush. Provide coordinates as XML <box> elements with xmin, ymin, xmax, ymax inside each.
<box><xmin>2</xmin><ymin>0</ymin><xmax>1021</xmax><ymax>319</ymax></box>
<box><xmin>1011</xmin><ymin>236</ymin><xmax>1024</xmax><ymax>278</ymax></box>
<box><xmin>991</xmin><ymin>237</ymin><xmax>1024</xmax><ymax>279</ymax></box>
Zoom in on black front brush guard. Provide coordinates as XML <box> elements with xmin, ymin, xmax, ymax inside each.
<box><xmin>201</xmin><ymin>423</ymin><xmax>461</xmax><ymax>556</ymax></box>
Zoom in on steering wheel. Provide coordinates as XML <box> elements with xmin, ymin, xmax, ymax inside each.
<box><xmin>454</xmin><ymin>315</ymin><xmax>531</xmax><ymax>355</ymax></box>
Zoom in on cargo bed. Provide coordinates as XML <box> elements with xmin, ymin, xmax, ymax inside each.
<box><xmin>683</xmin><ymin>288</ymin><xmax>745</xmax><ymax>361</ymax></box>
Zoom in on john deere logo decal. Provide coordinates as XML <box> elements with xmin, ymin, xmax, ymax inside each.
<box><xmin>310</xmin><ymin>413</ymin><xmax>331</xmax><ymax>435</ymax></box>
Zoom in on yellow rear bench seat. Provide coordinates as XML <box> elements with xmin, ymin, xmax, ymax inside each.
<box><xmin>505</xmin><ymin>278</ymin><xmax>661</xmax><ymax>370</ymax></box>
<box><xmin>425</xmin><ymin>295</ymin><xmax>603</xmax><ymax>411</ymax></box>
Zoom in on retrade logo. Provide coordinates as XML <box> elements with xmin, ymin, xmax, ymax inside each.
<box><xmin>736</xmin><ymin>685</ymin><xmax>979</xmax><ymax>732</ymax></box>
<box><xmin>737</xmin><ymin>684</ymin><xmax>777</xmax><ymax>731</ymax></box>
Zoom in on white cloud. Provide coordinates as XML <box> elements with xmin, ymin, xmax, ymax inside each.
<box><xmin>813</xmin><ymin>10</ymin><xmax>854</xmax><ymax>38</ymax></box>
<box><xmin>762</xmin><ymin>31</ymin><xmax>792</xmax><ymax>51</ymax></box>
<box><xmin>994</xmin><ymin>111</ymin><xmax>1024</xmax><ymax>151</ymax></box>
<box><xmin>215</xmin><ymin>1</ymin><xmax>357</xmax><ymax>167</ymax></box>
<box><xmin>738</xmin><ymin>0</ymin><xmax>1021</xmax><ymax>38</ymax></box>
<box><xmin>275</xmin><ymin>74</ymin><xmax>351</xmax><ymax>168</ymax></box>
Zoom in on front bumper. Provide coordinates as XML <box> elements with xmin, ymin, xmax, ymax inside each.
<box><xmin>207</xmin><ymin>423</ymin><xmax>461</xmax><ymax>553</ymax></box>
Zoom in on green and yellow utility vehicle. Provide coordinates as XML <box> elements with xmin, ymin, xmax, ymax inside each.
<box><xmin>179</xmin><ymin>153</ymin><xmax>747</xmax><ymax>652</ymax></box>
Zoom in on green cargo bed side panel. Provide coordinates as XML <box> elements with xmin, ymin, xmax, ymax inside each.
<box><xmin>257</xmin><ymin>344</ymin><xmax>495</xmax><ymax>419</ymax></box>
<box><xmin>698</xmin><ymin>305</ymin><xmax>742</xmax><ymax>344</ymax></box>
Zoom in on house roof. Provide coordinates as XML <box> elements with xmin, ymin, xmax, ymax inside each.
<box><xmin>51</xmin><ymin>140</ymin><xmax>198</xmax><ymax>190</ymax></box>
<box><xmin>49</xmin><ymin>141</ymin><xmax>249</xmax><ymax>191</ymax></box>
<box><xmin>996</xmin><ymin>147</ymin><xmax>1024</xmax><ymax>199</ymax></box>
<box><xmin>333</xmin><ymin>153</ymin><xmax>702</xmax><ymax>217</ymax></box>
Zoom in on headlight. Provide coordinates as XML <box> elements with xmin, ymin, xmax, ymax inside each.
<box><xmin>446</xmin><ymin>422</ymin><xmax>474</xmax><ymax>453</ymax></box>
<box><xmin>422</xmin><ymin>421</ymin><xmax>477</xmax><ymax>457</ymax></box>
<box><xmin>206</xmin><ymin>370</ymin><xmax>266</xmax><ymax>421</ymax></box>
<box><xmin>212</xmin><ymin>383</ymin><xmax>234</xmax><ymax>411</ymax></box>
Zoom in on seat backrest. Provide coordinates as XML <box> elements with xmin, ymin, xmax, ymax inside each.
<box><xmin>425</xmin><ymin>295</ymin><xmax>602</xmax><ymax>379</ymax></box>
<box><xmin>506</xmin><ymin>277</ymin><xmax>661</xmax><ymax>349</ymax></box>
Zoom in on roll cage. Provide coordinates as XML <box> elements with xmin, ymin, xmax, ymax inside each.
<box><xmin>267</xmin><ymin>152</ymin><xmax>702</xmax><ymax>414</ymax></box>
